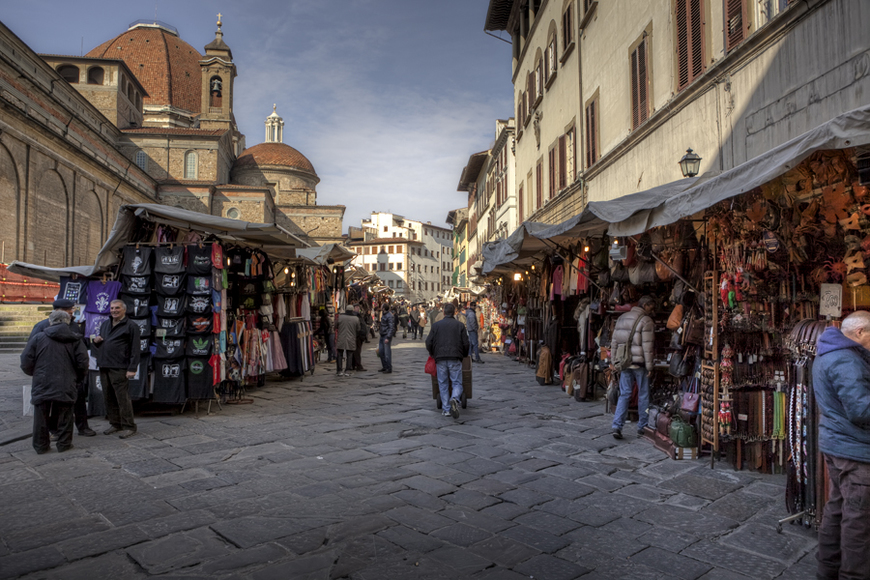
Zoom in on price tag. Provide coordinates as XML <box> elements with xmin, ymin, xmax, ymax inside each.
<box><xmin>737</xmin><ymin>413</ymin><xmax>748</xmax><ymax>421</ymax></box>
<box><xmin>819</xmin><ymin>284</ymin><xmax>842</xmax><ymax>318</ymax></box>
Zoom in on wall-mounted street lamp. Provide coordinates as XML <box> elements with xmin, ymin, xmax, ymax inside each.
<box><xmin>679</xmin><ymin>148</ymin><xmax>702</xmax><ymax>178</ymax></box>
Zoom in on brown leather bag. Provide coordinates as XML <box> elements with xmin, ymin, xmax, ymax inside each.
<box><xmin>667</xmin><ymin>305</ymin><xmax>684</xmax><ymax>331</ymax></box>
<box><xmin>681</xmin><ymin>309</ymin><xmax>705</xmax><ymax>346</ymax></box>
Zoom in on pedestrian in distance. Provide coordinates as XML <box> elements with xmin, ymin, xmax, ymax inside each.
<box><xmin>609</xmin><ymin>295</ymin><xmax>655</xmax><ymax>440</ymax></box>
<box><xmin>426</xmin><ymin>303</ymin><xmax>470</xmax><ymax>419</ymax></box>
<box><xmin>813</xmin><ymin>311</ymin><xmax>870</xmax><ymax>580</ymax></box>
<box><xmin>27</xmin><ymin>298</ymin><xmax>96</xmax><ymax>437</ymax></box>
<box><xmin>352</xmin><ymin>303</ymin><xmax>367</xmax><ymax>371</ymax></box>
<box><xmin>466</xmin><ymin>302</ymin><xmax>484</xmax><ymax>364</ymax></box>
<box><xmin>20</xmin><ymin>310</ymin><xmax>89</xmax><ymax>454</ymax></box>
<box><xmin>377</xmin><ymin>303</ymin><xmax>396</xmax><ymax>373</ymax></box>
<box><xmin>91</xmin><ymin>299</ymin><xmax>140</xmax><ymax>439</ymax></box>
<box><xmin>398</xmin><ymin>306</ymin><xmax>410</xmax><ymax>339</ymax></box>
<box><xmin>335</xmin><ymin>307</ymin><xmax>361</xmax><ymax>377</ymax></box>
<box><xmin>409</xmin><ymin>305</ymin><xmax>421</xmax><ymax>339</ymax></box>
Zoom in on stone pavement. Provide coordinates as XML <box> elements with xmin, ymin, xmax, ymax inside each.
<box><xmin>0</xmin><ymin>336</ymin><xmax>817</xmax><ymax>579</ymax></box>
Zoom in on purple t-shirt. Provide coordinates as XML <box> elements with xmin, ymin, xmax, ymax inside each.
<box><xmin>85</xmin><ymin>281</ymin><xmax>121</xmax><ymax>314</ymax></box>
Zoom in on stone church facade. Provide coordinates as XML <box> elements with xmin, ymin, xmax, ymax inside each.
<box><xmin>0</xmin><ymin>16</ymin><xmax>344</xmax><ymax>269</ymax></box>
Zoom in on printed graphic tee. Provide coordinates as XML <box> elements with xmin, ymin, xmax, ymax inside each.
<box><xmin>154</xmin><ymin>337</ymin><xmax>185</xmax><ymax>359</ymax></box>
<box><xmin>187</xmin><ymin>275</ymin><xmax>211</xmax><ymax>295</ymax></box>
<box><xmin>186</xmin><ymin>244</ymin><xmax>212</xmax><ymax>275</ymax></box>
<box><xmin>122</xmin><ymin>274</ymin><xmax>151</xmax><ymax>296</ymax></box>
<box><xmin>186</xmin><ymin>357</ymin><xmax>213</xmax><ymax>399</ymax></box>
<box><xmin>156</xmin><ymin>273</ymin><xmax>185</xmax><ymax>296</ymax></box>
<box><xmin>128</xmin><ymin>354</ymin><xmax>151</xmax><ymax>400</ymax></box>
<box><xmin>121</xmin><ymin>246</ymin><xmax>153</xmax><ymax>276</ymax></box>
<box><xmin>186</xmin><ymin>335</ymin><xmax>213</xmax><ymax>357</ymax></box>
<box><xmin>154</xmin><ymin>246</ymin><xmax>185</xmax><ymax>274</ymax></box>
<box><xmin>155</xmin><ymin>317</ymin><xmax>185</xmax><ymax>338</ymax></box>
<box><xmin>186</xmin><ymin>294</ymin><xmax>211</xmax><ymax>315</ymax></box>
<box><xmin>85</xmin><ymin>280</ymin><xmax>121</xmax><ymax>314</ymax></box>
<box><xmin>157</xmin><ymin>295</ymin><xmax>186</xmax><ymax>317</ymax></box>
<box><xmin>130</xmin><ymin>317</ymin><xmax>152</xmax><ymax>338</ymax></box>
<box><xmin>121</xmin><ymin>294</ymin><xmax>151</xmax><ymax>318</ymax></box>
<box><xmin>152</xmin><ymin>359</ymin><xmax>186</xmax><ymax>404</ymax></box>
<box><xmin>59</xmin><ymin>277</ymin><xmax>88</xmax><ymax>304</ymax></box>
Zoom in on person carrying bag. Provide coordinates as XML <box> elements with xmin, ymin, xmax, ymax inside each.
<box><xmin>609</xmin><ymin>296</ymin><xmax>656</xmax><ymax>440</ymax></box>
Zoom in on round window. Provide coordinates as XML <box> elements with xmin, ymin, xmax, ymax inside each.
<box><xmin>226</xmin><ymin>208</ymin><xmax>241</xmax><ymax>220</ymax></box>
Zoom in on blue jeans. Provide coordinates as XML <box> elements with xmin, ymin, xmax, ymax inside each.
<box><xmin>468</xmin><ymin>330</ymin><xmax>480</xmax><ymax>360</ymax></box>
<box><xmin>612</xmin><ymin>367</ymin><xmax>650</xmax><ymax>431</ymax></box>
<box><xmin>378</xmin><ymin>335</ymin><xmax>392</xmax><ymax>371</ymax></box>
<box><xmin>436</xmin><ymin>360</ymin><xmax>463</xmax><ymax>411</ymax></box>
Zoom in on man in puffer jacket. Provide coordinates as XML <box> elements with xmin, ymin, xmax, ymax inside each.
<box><xmin>813</xmin><ymin>312</ymin><xmax>870</xmax><ymax>580</ymax></box>
<box><xmin>20</xmin><ymin>310</ymin><xmax>89</xmax><ymax>454</ymax></box>
<box><xmin>609</xmin><ymin>295</ymin><xmax>655</xmax><ymax>439</ymax></box>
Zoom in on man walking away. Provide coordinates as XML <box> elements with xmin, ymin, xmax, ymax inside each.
<box><xmin>352</xmin><ymin>304</ymin><xmax>367</xmax><ymax>371</ymax></box>
<box><xmin>378</xmin><ymin>303</ymin><xmax>396</xmax><ymax>373</ymax></box>
<box><xmin>813</xmin><ymin>311</ymin><xmax>870</xmax><ymax>580</ymax></box>
<box><xmin>28</xmin><ymin>298</ymin><xmax>96</xmax><ymax>437</ymax></box>
<box><xmin>426</xmin><ymin>303</ymin><xmax>470</xmax><ymax>419</ymax></box>
<box><xmin>466</xmin><ymin>302</ymin><xmax>484</xmax><ymax>364</ymax></box>
<box><xmin>398</xmin><ymin>306</ymin><xmax>410</xmax><ymax>339</ymax></box>
<box><xmin>21</xmin><ymin>310</ymin><xmax>89</xmax><ymax>453</ymax></box>
<box><xmin>409</xmin><ymin>305</ymin><xmax>420</xmax><ymax>339</ymax></box>
<box><xmin>609</xmin><ymin>295</ymin><xmax>655</xmax><ymax>439</ymax></box>
<box><xmin>336</xmin><ymin>307</ymin><xmax>361</xmax><ymax>377</ymax></box>
<box><xmin>91</xmin><ymin>300</ymin><xmax>140</xmax><ymax>439</ymax></box>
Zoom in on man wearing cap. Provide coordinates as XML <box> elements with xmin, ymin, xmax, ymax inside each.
<box><xmin>28</xmin><ymin>299</ymin><xmax>96</xmax><ymax>437</ymax></box>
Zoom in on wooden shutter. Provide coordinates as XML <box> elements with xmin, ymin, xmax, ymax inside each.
<box><xmin>585</xmin><ymin>99</ymin><xmax>597</xmax><ymax>167</ymax></box>
<box><xmin>519</xmin><ymin>184</ymin><xmax>524</xmax><ymax>223</ymax></box>
<box><xmin>527</xmin><ymin>71</ymin><xmax>535</xmax><ymax>106</ymax></box>
<box><xmin>677</xmin><ymin>0</ymin><xmax>706</xmax><ymax>91</ymax></box>
<box><xmin>631</xmin><ymin>37</ymin><xmax>649</xmax><ymax>129</ymax></box>
<box><xmin>548</xmin><ymin>148</ymin><xmax>556</xmax><ymax>199</ymax></box>
<box><xmin>725</xmin><ymin>0</ymin><xmax>746</xmax><ymax>52</ymax></box>
<box><xmin>559</xmin><ymin>135</ymin><xmax>567</xmax><ymax>189</ymax></box>
<box><xmin>536</xmin><ymin>162</ymin><xmax>543</xmax><ymax>209</ymax></box>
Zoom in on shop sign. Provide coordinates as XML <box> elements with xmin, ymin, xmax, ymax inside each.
<box><xmin>819</xmin><ymin>283</ymin><xmax>843</xmax><ymax>318</ymax></box>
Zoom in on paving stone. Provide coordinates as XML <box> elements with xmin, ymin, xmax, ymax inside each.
<box><xmin>524</xmin><ymin>475</ymin><xmax>595</xmax><ymax>499</ymax></box>
<box><xmin>57</xmin><ymin>524</ymin><xmax>149</xmax><ymax>561</ymax></box>
<box><xmin>430</xmin><ymin>522</ymin><xmax>492</xmax><ymax>547</ymax></box>
<box><xmin>616</xmin><ymin>483</ymin><xmax>679</xmax><ymax>502</ymax></box>
<box><xmin>27</xmin><ymin>550</ymin><xmax>145</xmax><ymax>580</ymax></box>
<box><xmin>578</xmin><ymin>472</ymin><xmax>630</xmax><ymax>492</ymax></box>
<box><xmin>637</xmin><ymin>526</ymin><xmax>701</xmax><ymax>552</ymax></box>
<box><xmin>0</xmin><ymin>546</ymin><xmax>66</xmax><ymax>580</ymax></box>
<box><xmin>697</xmin><ymin>569</ymin><xmax>755</xmax><ymax>580</ymax></box>
<box><xmin>600</xmin><ymin>517</ymin><xmax>655</xmax><ymax>538</ymax></box>
<box><xmin>401</xmin><ymin>474</ymin><xmax>459</xmax><ymax>496</ymax></box>
<box><xmin>325</xmin><ymin>514</ymin><xmax>394</xmax><ymax>543</ymax></box>
<box><xmin>488</xmin><ymin>468</ymin><xmax>543</xmax><ymax>486</ymax></box>
<box><xmin>501</xmin><ymin>524</ymin><xmax>571</xmax><ymax>553</ymax></box>
<box><xmin>377</xmin><ymin>525</ymin><xmax>445</xmax><ymax>553</ymax></box>
<box><xmin>498</xmin><ymin>487</ymin><xmax>554</xmax><ymax>507</ymax></box>
<box><xmin>665</xmin><ymin>493</ymin><xmax>712</xmax><ymax>511</ymax></box>
<box><xmin>210</xmin><ymin>516</ymin><xmax>313</xmax><ymax>549</ymax></box>
<box><xmin>704</xmin><ymin>490</ymin><xmax>776</xmax><ymax>522</ymax></box>
<box><xmin>630</xmin><ymin>546</ymin><xmax>713</xmax><ymax>579</ymax></box>
<box><xmin>3</xmin><ymin>515</ymin><xmax>111</xmax><ymax>552</ymax></box>
<box><xmin>468</xmin><ymin>534</ymin><xmax>541</xmax><ymax>567</ymax></box>
<box><xmin>383</xmin><ymin>505</ymin><xmax>454</xmax><ymax>534</ymax></box>
<box><xmin>126</xmin><ymin>527</ymin><xmax>233</xmax><ymax>574</ymax></box>
<box><xmin>719</xmin><ymin>522</ymin><xmax>817</xmax><ymax>564</ymax></box>
<box><xmin>122</xmin><ymin>458</ymin><xmax>181</xmax><ymax>477</ymax></box>
<box><xmin>252</xmin><ymin>549</ymin><xmax>335</xmax><ymax>580</ymax></box>
<box><xmin>454</xmin><ymin>457</ymin><xmax>506</xmax><ymax>476</ymax></box>
<box><xmin>428</xmin><ymin>545</ymin><xmax>493</xmax><ymax>576</ymax></box>
<box><xmin>480</xmin><ymin>502</ymin><xmax>530</xmax><ymax>521</ymax></box>
<box><xmin>439</xmin><ymin>506</ymin><xmax>516</xmax><ymax>534</ymax></box>
<box><xmin>392</xmin><ymin>489</ymin><xmax>446</xmax><ymax>511</ymax></box>
<box><xmin>473</xmin><ymin>567</ymin><xmax>533</xmax><ymax>580</ymax></box>
<box><xmin>659</xmin><ymin>473</ymin><xmax>744</xmax><ymax>501</ymax></box>
<box><xmin>635</xmin><ymin>505</ymin><xmax>739</xmax><ymax>537</ymax></box>
<box><xmin>740</xmin><ymin>481</ymin><xmax>785</xmax><ymax>499</ymax></box>
<box><xmin>441</xmin><ymin>488</ymin><xmax>501</xmax><ymax>510</ymax></box>
<box><xmin>275</xmin><ymin>527</ymin><xmax>329</xmax><ymax>555</ymax></box>
<box><xmin>329</xmin><ymin>534</ymin><xmax>406</xmax><ymax>579</ymax></box>
<box><xmin>461</xmin><ymin>476</ymin><xmax>515</xmax><ymax>495</ymax></box>
<box><xmin>136</xmin><ymin>508</ymin><xmax>217</xmax><ymax>538</ymax></box>
<box><xmin>561</xmin><ymin>526</ymin><xmax>647</xmax><ymax>560</ymax></box>
<box><xmin>513</xmin><ymin>554</ymin><xmax>591</xmax><ymax>580</ymax></box>
<box><xmin>514</xmin><ymin>510</ymin><xmax>582</xmax><ymax>536</ymax></box>
<box><xmin>539</xmin><ymin>464</ymin><xmax>597</xmax><ymax>480</ymax></box>
<box><xmin>680</xmin><ymin>540</ymin><xmax>788</xmax><ymax>579</ymax></box>
<box><xmin>513</xmin><ymin>457</ymin><xmax>560</xmax><ymax>472</ymax></box>
<box><xmin>577</xmin><ymin>561</ymin><xmax>668</xmax><ymax>580</ymax></box>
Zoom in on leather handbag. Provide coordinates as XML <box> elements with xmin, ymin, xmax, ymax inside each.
<box><xmin>656</xmin><ymin>411</ymin><xmax>672</xmax><ymax>436</ymax></box>
<box><xmin>666</xmin><ymin>304</ymin><xmax>684</xmax><ymax>331</ymax></box>
<box><xmin>681</xmin><ymin>309</ymin><xmax>705</xmax><ymax>346</ymax></box>
<box><xmin>668</xmin><ymin>351</ymin><xmax>684</xmax><ymax>377</ymax></box>
<box><xmin>669</xmin><ymin>418</ymin><xmax>697</xmax><ymax>448</ymax></box>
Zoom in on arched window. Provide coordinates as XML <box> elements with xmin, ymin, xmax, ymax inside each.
<box><xmin>226</xmin><ymin>208</ymin><xmax>241</xmax><ymax>220</ymax></box>
<box><xmin>184</xmin><ymin>151</ymin><xmax>198</xmax><ymax>179</ymax></box>
<box><xmin>57</xmin><ymin>65</ymin><xmax>79</xmax><ymax>84</ymax></box>
<box><xmin>135</xmin><ymin>150</ymin><xmax>148</xmax><ymax>172</ymax></box>
<box><xmin>87</xmin><ymin>67</ymin><xmax>104</xmax><ymax>85</ymax></box>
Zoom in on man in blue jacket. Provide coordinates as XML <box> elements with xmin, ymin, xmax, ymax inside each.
<box><xmin>377</xmin><ymin>303</ymin><xmax>396</xmax><ymax>374</ymax></box>
<box><xmin>813</xmin><ymin>312</ymin><xmax>870</xmax><ymax>580</ymax></box>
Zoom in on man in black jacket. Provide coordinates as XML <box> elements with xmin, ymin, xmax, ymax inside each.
<box><xmin>28</xmin><ymin>299</ymin><xmax>96</xmax><ymax>437</ymax></box>
<box><xmin>21</xmin><ymin>310</ymin><xmax>89</xmax><ymax>453</ymax></box>
<box><xmin>426</xmin><ymin>303</ymin><xmax>470</xmax><ymax>419</ymax></box>
<box><xmin>378</xmin><ymin>303</ymin><xmax>396</xmax><ymax>373</ymax></box>
<box><xmin>91</xmin><ymin>300</ymin><xmax>140</xmax><ymax>438</ymax></box>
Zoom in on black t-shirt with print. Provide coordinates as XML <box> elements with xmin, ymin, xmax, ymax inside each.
<box><xmin>154</xmin><ymin>337</ymin><xmax>185</xmax><ymax>359</ymax></box>
<box><xmin>156</xmin><ymin>272</ymin><xmax>186</xmax><ymax>296</ymax></box>
<box><xmin>186</xmin><ymin>294</ymin><xmax>212</xmax><ymax>315</ymax></box>
<box><xmin>157</xmin><ymin>294</ymin><xmax>186</xmax><ymax>317</ymax></box>
<box><xmin>121</xmin><ymin>294</ymin><xmax>151</xmax><ymax>318</ymax></box>
<box><xmin>155</xmin><ymin>317</ymin><xmax>185</xmax><ymax>338</ymax></box>
<box><xmin>122</xmin><ymin>274</ymin><xmax>151</xmax><ymax>296</ymax></box>
<box><xmin>187</xmin><ymin>275</ymin><xmax>211</xmax><ymax>296</ymax></box>
<box><xmin>152</xmin><ymin>359</ymin><xmax>186</xmax><ymax>404</ymax></box>
<box><xmin>121</xmin><ymin>246</ymin><xmax>153</xmax><ymax>276</ymax></box>
<box><xmin>129</xmin><ymin>316</ymin><xmax>152</xmax><ymax>338</ymax></box>
<box><xmin>154</xmin><ymin>246</ymin><xmax>185</xmax><ymax>274</ymax></box>
<box><xmin>186</xmin><ymin>357</ymin><xmax>213</xmax><ymax>399</ymax></box>
<box><xmin>186</xmin><ymin>244</ymin><xmax>212</xmax><ymax>275</ymax></box>
<box><xmin>187</xmin><ymin>315</ymin><xmax>213</xmax><ymax>335</ymax></box>
<box><xmin>186</xmin><ymin>335</ymin><xmax>213</xmax><ymax>358</ymax></box>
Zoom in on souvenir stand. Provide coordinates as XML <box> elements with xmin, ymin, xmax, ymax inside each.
<box><xmin>9</xmin><ymin>203</ymin><xmax>316</xmax><ymax>416</ymax></box>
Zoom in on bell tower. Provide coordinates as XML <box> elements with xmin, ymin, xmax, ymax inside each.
<box><xmin>199</xmin><ymin>13</ymin><xmax>236</xmax><ymax>131</ymax></box>
<box><xmin>265</xmin><ymin>104</ymin><xmax>284</xmax><ymax>143</ymax></box>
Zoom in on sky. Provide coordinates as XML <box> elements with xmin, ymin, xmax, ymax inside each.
<box><xmin>1</xmin><ymin>0</ymin><xmax>515</xmax><ymax>233</ymax></box>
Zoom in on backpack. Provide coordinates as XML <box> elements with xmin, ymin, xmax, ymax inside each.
<box><xmin>612</xmin><ymin>314</ymin><xmax>648</xmax><ymax>372</ymax></box>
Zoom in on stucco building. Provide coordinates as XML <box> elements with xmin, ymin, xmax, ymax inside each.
<box><xmin>484</xmin><ymin>0</ymin><xmax>869</xmax><ymax>226</ymax></box>
<box><xmin>0</xmin><ymin>16</ymin><xmax>344</xmax><ymax>272</ymax></box>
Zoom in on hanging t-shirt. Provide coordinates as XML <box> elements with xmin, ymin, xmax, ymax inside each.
<box><xmin>121</xmin><ymin>294</ymin><xmax>151</xmax><ymax>318</ymax></box>
<box><xmin>211</xmin><ymin>244</ymin><xmax>224</xmax><ymax>270</ymax></box>
<box><xmin>121</xmin><ymin>246</ymin><xmax>153</xmax><ymax>276</ymax></box>
<box><xmin>121</xmin><ymin>274</ymin><xmax>151</xmax><ymax>296</ymax></box>
<box><xmin>209</xmin><ymin>354</ymin><xmax>223</xmax><ymax>386</ymax></box>
<box><xmin>83</xmin><ymin>312</ymin><xmax>110</xmax><ymax>338</ymax></box>
<box><xmin>187</xmin><ymin>315</ymin><xmax>212</xmax><ymax>334</ymax></box>
<box><xmin>212</xmin><ymin>268</ymin><xmax>223</xmax><ymax>293</ymax></box>
<box><xmin>551</xmin><ymin>265</ymin><xmax>563</xmax><ymax>300</ymax></box>
<box><xmin>156</xmin><ymin>273</ymin><xmax>185</xmax><ymax>296</ymax></box>
<box><xmin>228</xmin><ymin>248</ymin><xmax>246</xmax><ymax>273</ymax></box>
<box><xmin>187</xmin><ymin>275</ymin><xmax>211</xmax><ymax>295</ymax></box>
<box><xmin>154</xmin><ymin>337</ymin><xmax>185</xmax><ymax>359</ymax></box>
<box><xmin>157</xmin><ymin>295</ymin><xmax>186</xmax><ymax>317</ymax></box>
<box><xmin>213</xmin><ymin>312</ymin><xmax>221</xmax><ymax>335</ymax></box>
<box><xmin>186</xmin><ymin>244</ymin><xmax>212</xmax><ymax>275</ymax></box>
<box><xmin>139</xmin><ymin>337</ymin><xmax>151</xmax><ymax>354</ymax></box>
<box><xmin>154</xmin><ymin>246</ymin><xmax>185</xmax><ymax>274</ymax></box>
<box><xmin>155</xmin><ymin>317</ymin><xmax>185</xmax><ymax>337</ymax></box>
<box><xmin>186</xmin><ymin>294</ymin><xmax>211</xmax><ymax>315</ymax></box>
<box><xmin>128</xmin><ymin>354</ymin><xmax>150</xmax><ymax>400</ymax></box>
<box><xmin>211</xmin><ymin>289</ymin><xmax>222</xmax><ymax>312</ymax></box>
<box><xmin>58</xmin><ymin>277</ymin><xmax>88</xmax><ymax>304</ymax></box>
<box><xmin>85</xmin><ymin>280</ymin><xmax>121</xmax><ymax>314</ymax></box>
<box><xmin>186</xmin><ymin>335</ymin><xmax>213</xmax><ymax>358</ymax></box>
<box><xmin>130</xmin><ymin>317</ymin><xmax>151</xmax><ymax>338</ymax></box>
<box><xmin>186</xmin><ymin>358</ymin><xmax>213</xmax><ymax>399</ymax></box>
<box><xmin>152</xmin><ymin>359</ymin><xmax>186</xmax><ymax>404</ymax></box>
<box><xmin>87</xmin><ymin>370</ymin><xmax>105</xmax><ymax>417</ymax></box>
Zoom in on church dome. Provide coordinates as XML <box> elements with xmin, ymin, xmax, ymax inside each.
<box><xmin>86</xmin><ymin>21</ymin><xmax>202</xmax><ymax>114</ymax></box>
<box><xmin>234</xmin><ymin>142</ymin><xmax>318</xmax><ymax>177</ymax></box>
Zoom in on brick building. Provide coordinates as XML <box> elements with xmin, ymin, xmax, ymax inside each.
<box><xmin>0</xmin><ymin>16</ymin><xmax>344</xmax><ymax>270</ymax></box>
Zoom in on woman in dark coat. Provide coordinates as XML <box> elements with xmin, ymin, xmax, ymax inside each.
<box><xmin>20</xmin><ymin>310</ymin><xmax>89</xmax><ymax>453</ymax></box>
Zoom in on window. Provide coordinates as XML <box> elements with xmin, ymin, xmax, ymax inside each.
<box><xmin>209</xmin><ymin>75</ymin><xmax>223</xmax><ymax>107</ymax></box>
<box><xmin>536</xmin><ymin>161</ymin><xmax>543</xmax><ymax>210</ymax></box>
<box><xmin>87</xmin><ymin>67</ymin><xmax>104</xmax><ymax>85</ymax></box>
<box><xmin>389</xmin><ymin>263</ymin><xmax>394</xmax><ymax>270</ymax></box>
<box><xmin>585</xmin><ymin>94</ymin><xmax>599</xmax><ymax>167</ymax></box>
<box><xmin>562</xmin><ymin>3</ymin><xmax>574</xmax><ymax>51</ymax></box>
<box><xmin>518</xmin><ymin>183</ymin><xmax>524</xmax><ymax>223</ymax></box>
<box><xmin>548</xmin><ymin>146</ymin><xmax>557</xmax><ymax>199</ymax></box>
<box><xmin>559</xmin><ymin>134</ymin><xmax>568</xmax><ymax>190</ymax></box>
<box><xmin>424</xmin><ymin>282</ymin><xmax>428</xmax><ymax>291</ymax></box>
<box><xmin>397</xmin><ymin>262</ymin><xmax>403</xmax><ymax>270</ymax></box>
<box><xmin>388</xmin><ymin>245</ymin><xmax>394</xmax><ymax>253</ymax></box>
<box><xmin>630</xmin><ymin>34</ymin><xmax>650</xmax><ymax>129</ymax></box>
<box><xmin>566</xmin><ymin>126</ymin><xmax>576</xmax><ymax>185</ymax></box>
<box><xmin>388</xmin><ymin>280</ymin><xmax>394</xmax><ymax>288</ymax></box>
<box><xmin>184</xmin><ymin>151</ymin><xmax>197</xmax><ymax>179</ymax></box>
<box><xmin>226</xmin><ymin>208</ymin><xmax>241</xmax><ymax>220</ymax></box>
<box><xmin>545</xmin><ymin>34</ymin><xmax>557</xmax><ymax>85</ymax></box>
<box><xmin>535</xmin><ymin>59</ymin><xmax>543</xmax><ymax>103</ymax></box>
<box><xmin>676</xmin><ymin>0</ymin><xmax>705</xmax><ymax>91</ymax></box>
<box><xmin>725</xmin><ymin>0</ymin><xmax>747</xmax><ymax>52</ymax></box>
<box><xmin>396</xmin><ymin>281</ymin><xmax>403</xmax><ymax>289</ymax></box>
<box><xmin>384</xmin><ymin>226</ymin><xmax>388</xmax><ymax>232</ymax></box>
<box><xmin>57</xmin><ymin>65</ymin><xmax>79</xmax><ymax>84</ymax></box>
<box><xmin>135</xmin><ymin>150</ymin><xmax>148</xmax><ymax>172</ymax></box>
<box><xmin>379</xmin><ymin>263</ymin><xmax>385</xmax><ymax>271</ymax></box>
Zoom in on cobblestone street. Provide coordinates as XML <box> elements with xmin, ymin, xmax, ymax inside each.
<box><xmin>0</xmin><ymin>338</ymin><xmax>816</xmax><ymax>579</ymax></box>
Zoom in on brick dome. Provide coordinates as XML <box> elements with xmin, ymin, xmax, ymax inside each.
<box><xmin>234</xmin><ymin>142</ymin><xmax>317</xmax><ymax>177</ymax></box>
<box><xmin>87</xmin><ymin>23</ymin><xmax>202</xmax><ymax>114</ymax></box>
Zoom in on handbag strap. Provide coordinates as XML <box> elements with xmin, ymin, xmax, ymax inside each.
<box><xmin>624</xmin><ymin>313</ymin><xmax>648</xmax><ymax>349</ymax></box>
